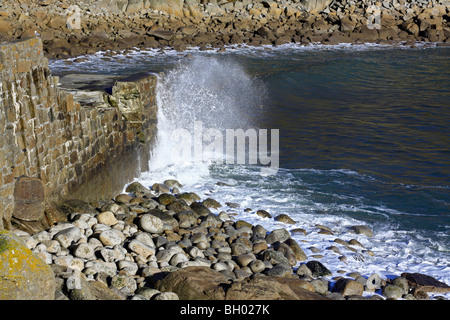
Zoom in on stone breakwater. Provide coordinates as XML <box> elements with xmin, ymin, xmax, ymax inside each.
<box><xmin>2</xmin><ymin>180</ymin><xmax>450</xmax><ymax>300</ymax></box>
<box><xmin>0</xmin><ymin>37</ymin><xmax>157</xmax><ymax>231</ymax></box>
<box><xmin>0</xmin><ymin>0</ymin><xmax>449</xmax><ymax>59</ymax></box>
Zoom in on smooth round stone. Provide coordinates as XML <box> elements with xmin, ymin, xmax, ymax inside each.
<box><xmin>99</xmin><ymin>229</ymin><xmax>125</xmax><ymax>246</ymax></box>
<box><xmin>187</xmin><ymin>246</ymin><xmax>204</xmax><ymax>259</ymax></box>
<box><xmin>96</xmin><ymin>211</ymin><xmax>119</xmax><ymax>226</ymax></box>
<box><xmin>170</xmin><ymin>252</ymin><xmax>189</xmax><ymax>266</ymax></box>
<box><xmin>216</xmin><ymin>245</ymin><xmax>231</xmax><ymax>253</ymax></box>
<box><xmin>117</xmin><ymin>260</ymin><xmax>139</xmax><ymax>276</ymax></box>
<box><xmin>115</xmin><ymin>194</ymin><xmax>132</xmax><ymax>203</ymax></box>
<box><xmin>382</xmin><ymin>285</ymin><xmax>405</xmax><ymax>299</ymax></box>
<box><xmin>32</xmin><ymin>230</ymin><xmax>51</xmax><ymax>242</ymax></box>
<box><xmin>139</xmin><ymin>214</ymin><xmax>164</xmax><ymax>234</ymax></box>
<box><xmin>135</xmin><ymin>287</ymin><xmax>161</xmax><ymax>300</ymax></box>
<box><xmin>195</xmin><ymin>242</ymin><xmax>208</xmax><ymax>250</ymax></box>
<box><xmin>392</xmin><ymin>276</ymin><xmax>409</xmax><ymax>295</ymax></box>
<box><xmin>216</xmin><ymin>252</ymin><xmax>232</xmax><ymax>260</ymax></box>
<box><xmin>236</xmin><ymin>253</ymin><xmax>255</xmax><ymax>267</ymax></box>
<box><xmin>54</xmin><ymin>227</ymin><xmax>82</xmax><ymax>248</ymax></box>
<box><xmin>191</xmin><ymin>233</ymin><xmax>208</xmax><ymax>244</ymax></box>
<box><xmin>249</xmin><ymin>259</ymin><xmax>266</xmax><ymax>273</ymax></box>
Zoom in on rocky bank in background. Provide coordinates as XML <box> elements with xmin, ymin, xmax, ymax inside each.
<box><xmin>0</xmin><ymin>0</ymin><xmax>449</xmax><ymax>59</ymax></box>
<box><xmin>2</xmin><ymin>180</ymin><xmax>450</xmax><ymax>300</ymax></box>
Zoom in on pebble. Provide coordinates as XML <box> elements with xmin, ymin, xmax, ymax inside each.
<box><xmin>96</xmin><ymin>211</ymin><xmax>119</xmax><ymax>226</ymax></box>
<box><xmin>139</xmin><ymin>213</ymin><xmax>165</xmax><ymax>234</ymax></box>
<box><xmin>128</xmin><ymin>239</ymin><xmax>156</xmax><ymax>259</ymax></box>
<box><xmin>72</xmin><ymin>243</ymin><xmax>95</xmax><ymax>259</ymax></box>
<box><xmin>99</xmin><ymin>229</ymin><xmax>125</xmax><ymax>247</ymax></box>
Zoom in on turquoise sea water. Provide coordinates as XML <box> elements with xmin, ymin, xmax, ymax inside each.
<box><xmin>50</xmin><ymin>43</ymin><xmax>450</xmax><ymax>294</ymax></box>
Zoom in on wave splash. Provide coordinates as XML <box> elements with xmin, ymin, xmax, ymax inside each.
<box><xmin>148</xmin><ymin>55</ymin><xmax>268</xmax><ymax>177</ymax></box>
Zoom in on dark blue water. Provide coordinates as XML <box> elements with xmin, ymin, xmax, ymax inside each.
<box><xmin>254</xmin><ymin>47</ymin><xmax>450</xmax><ymax>232</ymax></box>
<box><xmin>50</xmin><ymin>43</ymin><xmax>450</xmax><ymax>286</ymax></box>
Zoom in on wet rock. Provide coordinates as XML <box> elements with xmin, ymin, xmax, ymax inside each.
<box><xmin>190</xmin><ymin>202</ymin><xmax>213</xmax><ymax>217</ymax></box>
<box><xmin>306</xmin><ymin>260</ymin><xmax>332</xmax><ymax>277</ymax></box>
<box><xmin>265</xmin><ymin>228</ymin><xmax>291</xmax><ymax>245</ymax></box>
<box><xmin>256</xmin><ymin>209</ymin><xmax>272</xmax><ymax>218</ymax></box>
<box><xmin>349</xmin><ymin>225</ymin><xmax>373</xmax><ymax>237</ymax></box>
<box><xmin>401</xmin><ymin>272</ymin><xmax>450</xmax><ymax>293</ymax></box>
<box><xmin>98</xmin><ymin>229</ymin><xmax>125</xmax><ymax>247</ymax></box>
<box><xmin>263</xmin><ymin>263</ymin><xmax>292</xmax><ymax>277</ymax></box>
<box><xmin>392</xmin><ymin>276</ymin><xmax>410</xmax><ymax>295</ymax></box>
<box><xmin>157</xmin><ymin>193</ymin><xmax>177</xmax><ymax>206</ymax></box>
<box><xmin>96</xmin><ymin>211</ymin><xmax>119</xmax><ymax>226</ymax></box>
<box><xmin>284</xmin><ymin>238</ymin><xmax>308</xmax><ymax>261</ymax></box>
<box><xmin>163</xmin><ymin>179</ymin><xmax>182</xmax><ymax>188</ymax></box>
<box><xmin>202</xmin><ymin>198</ymin><xmax>221</xmax><ymax>209</ymax></box>
<box><xmin>412</xmin><ymin>287</ymin><xmax>429</xmax><ymax>300</ymax></box>
<box><xmin>274</xmin><ymin>214</ymin><xmax>296</xmax><ymax>224</ymax></box>
<box><xmin>54</xmin><ymin>227</ymin><xmax>82</xmax><ymax>248</ymax></box>
<box><xmin>125</xmin><ymin>181</ymin><xmax>151</xmax><ymax>194</ymax></box>
<box><xmin>139</xmin><ymin>213</ymin><xmax>165</xmax><ymax>234</ymax></box>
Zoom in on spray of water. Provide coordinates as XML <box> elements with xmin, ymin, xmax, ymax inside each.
<box><xmin>147</xmin><ymin>55</ymin><xmax>267</xmax><ymax>178</ymax></box>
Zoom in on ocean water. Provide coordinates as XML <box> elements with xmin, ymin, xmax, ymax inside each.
<box><xmin>50</xmin><ymin>43</ymin><xmax>450</xmax><ymax>296</ymax></box>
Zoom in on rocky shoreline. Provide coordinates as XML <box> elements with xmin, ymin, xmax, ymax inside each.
<box><xmin>2</xmin><ymin>179</ymin><xmax>450</xmax><ymax>300</ymax></box>
<box><xmin>1</xmin><ymin>0</ymin><xmax>450</xmax><ymax>302</ymax></box>
<box><xmin>0</xmin><ymin>0</ymin><xmax>449</xmax><ymax>59</ymax></box>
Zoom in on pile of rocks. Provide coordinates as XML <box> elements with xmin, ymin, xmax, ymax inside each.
<box><xmin>5</xmin><ymin>179</ymin><xmax>450</xmax><ymax>300</ymax></box>
<box><xmin>0</xmin><ymin>0</ymin><xmax>449</xmax><ymax>59</ymax></box>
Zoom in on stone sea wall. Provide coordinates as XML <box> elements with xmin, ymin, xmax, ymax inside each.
<box><xmin>0</xmin><ymin>37</ymin><xmax>157</xmax><ymax>231</ymax></box>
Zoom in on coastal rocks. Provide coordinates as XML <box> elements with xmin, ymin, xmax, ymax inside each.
<box><xmin>0</xmin><ymin>230</ymin><xmax>55</xmax><ymax>300</ymax></box>
<box><xmin>256</xmin><ymin>209</ymin><xmax>272</xmax><ymax>218</ymax></box>
<box><xmin>274</xmin><ymin>214</ymin><xmax>296</xmax><ymax>224</ymax></box>
<box><xmin>0</xmin><ymin>0</ymin><xmax>448</xmax><ymax>60</ymax></box>
<box><xmin>2</xmin><ymin>178</ymin><xmax>449</xmax><ymax>300</ymax></box>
